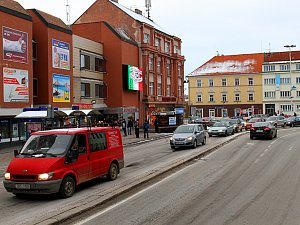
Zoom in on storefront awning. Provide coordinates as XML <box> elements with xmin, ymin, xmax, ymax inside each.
<box><xmin>60</xmin><ymin>109</ymin><xmax>101</xmax><ymax>116</ymax></box>
<box><xmin>15</xmin><ymin>110</ymin><xmax>68</xmax><ymax>118</ymax></box>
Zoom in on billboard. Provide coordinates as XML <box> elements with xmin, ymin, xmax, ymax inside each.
<box><xmin>52</xmin><ymin>39</ymin><xmax>70</xmax><ymax>70</ymax></box>
<box><xmin>122</xmin><ymin>65</ymin><xmax>143</xmax><ymax>91</ymax></box>
<box><xmin>52</xmin><ymin>74</ymin><xmax>70</xmax><ymax>102</ymax></box>
<box><xmin>3</xmin><ymin>27</ymin><xmax>28</xmax><ymax>63</ymax></box>
<box><xmin>3</xmin><ymin>67</ymin><xmax>29</xmax><ymax>102</ymax></box>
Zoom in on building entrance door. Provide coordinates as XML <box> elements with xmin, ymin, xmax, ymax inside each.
<box><xmin>265</xmin><ymin>104</ymin><xmax>275</xmax><ymax>116</ymax></box>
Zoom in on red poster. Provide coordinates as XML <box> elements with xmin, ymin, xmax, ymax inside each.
<box><xmin>3</xmin><ymin>27</ymin><xmax>28</xmax><ymax>64</ymax></box>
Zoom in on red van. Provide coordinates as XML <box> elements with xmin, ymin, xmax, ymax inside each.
<box><xmin>3</xmin><ymin>127</ymin><xmax>124</xmax><ymax>198</ymax></box>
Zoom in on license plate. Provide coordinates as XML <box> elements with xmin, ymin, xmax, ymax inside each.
<box><xmin>175</xmin><ymin>142</ymin><xmax>184</xmax><ymax>145</ymax></box>
<box><xmin>256</xmin><ymin>130</ymin><xmax>263</xmax><ymax>133</ymax></box>
<box><xmin>15</xmin><ymin>183</ymin><xmax>31</xmax><ymax>189</ymax></box>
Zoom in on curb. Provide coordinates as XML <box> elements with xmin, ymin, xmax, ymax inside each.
<box><xmin>123</xmin><ymin>134</ymin><xmax>172</xmax><ymax>147</ymax></box>
<box><xmin>37</xmin><ymin>132</ymin><xmax>247</xmax><ymax>225</ymax></box>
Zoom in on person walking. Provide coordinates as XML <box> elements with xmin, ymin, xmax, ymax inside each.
<box><xmin>127</xmin><ymin>118</ymin><xmax>133</xmax><ymax>135</ymax></box>
<box><xmin>134</xmin><ymin>119</ymin><xmax>140</xmax><ymax>138</ymax></box>
<box><xmin>143</xmin><ymin>120</ymin><xmax>150</xmax><ymax>138</ymax></box>
<box><xmin>122</xmin><ymin>119</ymin><xmax>127</xmax><ymax>136</ymax></box>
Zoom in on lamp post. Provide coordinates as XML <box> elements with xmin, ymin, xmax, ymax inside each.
<box><xmin>284</xmin><ymin>45</ymin><xmax>296</xmax><ymax>114</ymax></box>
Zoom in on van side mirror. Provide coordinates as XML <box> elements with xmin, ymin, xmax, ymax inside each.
<box><xmin>66</xmin><ymin>148</ymin><xmax>79</xmax><ymax>164</ymax></box>
<box><xmin>14</xmin><ymin>150</ymin><xmax>19</xmax><ymax>157</ymax></box>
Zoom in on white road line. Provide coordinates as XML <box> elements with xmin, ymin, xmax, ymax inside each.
<box><xmin>73</xmin><ymin>164</ymin><xmax>194</xmax><ymax>225</ymax></box>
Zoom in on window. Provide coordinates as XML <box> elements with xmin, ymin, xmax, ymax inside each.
<box><xmin>280</xmin><ymin>104</ymin><xmax>293</xmax><ymax>112</ymax></box>
<box><xmin>95</xmin><ymin>84</ymin><xmax>106</xmax><ymax>98</ymax></box>
<box><xmin>167</xmin><ymin>85</ymin><xmax>171</xmax><ymax>96</ymax></box>
<box><xmin>264</xmin><ymin>91</ymin><xmax>276</xmax><ymax>98</ymax></box>
<box><xmin>166</xmin><ymin>62</ymin><xmax>171</xmax><ymax>75</ymax></box>
<box><xmin>149</xmin><ymin>82</ymin><xmax>154</xmax><ymax>95</ymax></box>
<box><xmin>196</xmin><ymin>94</ymin><xmax>202</xmax><ymax>102</ymax></box>
<box><xmin>280</xmin><ymin>91</ymin><xmax>291</xmax><ymax>98</ymax></box>
<box><xmin>81</xmin><ymin>83</ymin><xmax>90</xmax><ymax>97</ymax></box>
<box><xmin>280</xmin><ymin>77</ymin><xmax>291</xmax><ymax>84</ymax></box>
<box><xmin>32</xmin><ymin>40</ymin><xmax>38</xmax><ymax>60</ymax></box>
<box><xmin>165</xmin><ymin>42</ymin><xmax>170</xmax><ymax>54</ymax></box>
<box><xmin>296</xmin><ymin>64</ymin><xmax>300</xmax><ymax>70</ymax></box>
<box><xmin>157</xmin><ymin>83</ymin><xmax>162</xmax><ymax>96</ymax></box>
<box><xmin>222</xmin><ymin>94</ymin><xmax>227</xmax><ymax>102</ymax></box>
<box><xmin>221</xmin><ymin>78</ymin><xmax>227</xmax><ymax>86</ymax></box>
<box><xmin>178</xmin><ymin>86</ymin><xmax>182</xmax><ymax>97</ymax></box>
<box><xmin>296</xmin><ymin>77</ymin><xmax>300</xmax><ymax>84</ymax></box>
<box><xmin>264</xmin><ymin>65</ymin><xmax>275</xmax><ymax>72</ymax></box>
<box><xmin>264</xmin><ymin>78</ymin><xmax>276</xmax><ymax>85</ymax></box>
<box><xmin>297</xmin><ymin>105</ymin><xmax>300</xmax><ymax>111</ymax></box>
<box><xmin>157</xmin><ymin>60</ymin><xmax>161</xmax><ymax>74</ymax></box>
<box><xmin>80</xmin><ymin>54</ymin><xmax>90</xmax><ymax>70</ymax></box>
<box><xmin>297</xmin><ymin>91</ymin><xmax>300</xmax><ymax>97</ymax></box>
<box><xmin>279</xmin><ymin>64</ymin><xmax>290</xmax><ymax>71</ymax></box>
<box><xmin>209</xmin><ymin>79</ymin><xmax>214</xmax><ymax>87</ymax></box>
<box><xmin>149</xmin><ymin>57</ymin><xmax>154</xmax><ymax>71</ymax></box>
<box><xmin>209</xmin><ymin>109</ymin><xmax>215</xmax><ymax>117</ymax></box>
<box><xmin>235</xmin><ymin>93</ymin><xmax>240</xmax><ymax>101</ymax></box>
<box><xmin>235</xmin><ymin>78</ymin><xmax>240</xmax><ymax>86</ymax></box>
<box><xmin>197</xmin><ymin>80</ymin><xmax>202</xmax><ymax>87</ymax></box>
<box><xmin>143</xmin><ymin>33</ymin><xmax>150</xmax><ymax>44</ymax></box>
<box><xmin>155</xmin><ymin>38</ymin><xmax>161</xmax><ymax>48</ymax></box>
<box><xmin>174</xmin><ymin>45</ymin><xmax>178</xmax><ymax>54</ymax></box>
<box><xmin>178</xmin><ymin>64</ymin><xmax>181</xmax><ymax>77</ymax></box>
<box><xmin>88</xmin><ymin>132</ymin><xmax>107</xmax><ymax>152</ymax></box>
<box><xmin>248</xmin><ymin>93</ymin><xmax>254</xmax><ymax>101</ymax></box>
<box><xmin>95</xmin><ymin>57</ymin><xmax>105</xmax><ymax>72</ymax></box>
<box><xmin>209</xmin><ymin>94</ymin><xmax>214</xmax><ymax>102</ymax></box>
<box><xmin>248</xmin><ymin>77</ymin><xmax>254</xmax><ymax>86</ymax></box>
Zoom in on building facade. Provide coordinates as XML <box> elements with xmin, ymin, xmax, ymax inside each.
<box><xmin>188</xmin><ymin>54</ymin><xmax>264</xmax><ymax>118</ymax></box>
<box><xmin>0</xmin><ymin>0</ymin><xmax>33</xmax><ymax>143</ymax></box>
<box><xmin>73</xmin><ymin>0</ymin><xmax>185</xmax><ymax>123</ymax></box>
<box><xmin>263</xmin><ymin>51</ymin><xmax>300</xmax><ymax>116</ymax></box>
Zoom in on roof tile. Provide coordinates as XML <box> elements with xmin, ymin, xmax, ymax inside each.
<box><xmin>0</xmin><ymin>0</ymin><xmax>30</xmax><ymax>16</ymax></box>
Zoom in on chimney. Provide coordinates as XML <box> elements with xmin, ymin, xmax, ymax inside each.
<box><xmin>135</xmin><ymin>9</ymin><xmax>143</xmax><ymax>15</ymax></box>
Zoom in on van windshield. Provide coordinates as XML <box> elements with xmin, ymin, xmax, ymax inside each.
<box><xmin>20</xmin><ymin>134</ymin><xmax>72</xmax><ymax>157</ymax></box>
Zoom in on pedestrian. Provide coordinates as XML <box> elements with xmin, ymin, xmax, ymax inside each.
<box><xmin>143</xmin><ymin>120</ymin><xmax>150</xmax><ymax>138</ymax></box>
<box><xmin>122</xmin><ymin>119</ymin><xmax>127</xmax><ymax>136</ymax></box>
<box><xmin>154</xmin><ymin>118</ymin><xmax>158</xmax><ymax>133</ymax></box>
<box><xmin>134</xmin><ymin>119</ymin><xmax>140</xmax><ymax>138</ymax></box>
<box><xmin>294</xmin><ymin>112</ymin><xmax>297</xmax><ymax>117</ymax></box>
<box><xmin>127</xmin><ymin>118</ymin><xmax>133</xmax><ymax>135</ymax></box>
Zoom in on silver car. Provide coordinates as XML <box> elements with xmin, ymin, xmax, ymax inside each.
<box><xmin>266</xmin><ymin>116</ymin><xmax>287</xmax><ymax>127</ymax></box>
<box><xmin>208</xmin><ymin>121</ymin><xmax>234</xmax><ymax>137</ymax></box>
<box><xmin>170</xmin><ymin>124</ymin><xmax>207</xmax><ymax>150</ymax></box>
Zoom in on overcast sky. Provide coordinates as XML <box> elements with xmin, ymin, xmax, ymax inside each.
<box><xmin>16</xmin><ymin>0</ymin><xmax>300</xmax><ymax>76</ymax></box>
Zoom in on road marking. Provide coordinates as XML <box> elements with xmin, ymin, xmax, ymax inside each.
<box><xmin>289</xmin><ymin>146</ymin><xmax>294</xmax><ymax>151</ymax></box>
<box><xmin>73</xmin><ymin>164</ymin><xmax>193</xmax><ymax>225</ymax></box>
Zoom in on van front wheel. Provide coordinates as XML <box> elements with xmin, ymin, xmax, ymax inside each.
<box><xmin>107</xmin><ymin>163</ymin><xmax>118</xmax><ymax>181</ymax></box>
<box><xmin>59</xmin><ymin>176</ymin><xmax>75</xmax><ymax>198</ymax></box>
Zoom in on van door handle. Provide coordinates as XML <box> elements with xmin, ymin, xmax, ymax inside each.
<box><xmin>87</xmin><ymin>155</ymin><xmax>90</xmax><ymax>160</ymax></box>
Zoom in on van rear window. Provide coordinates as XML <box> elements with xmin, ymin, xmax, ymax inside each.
<box><xmin>89</xmin><ymin>132</ymin><xmax>107</xmax><ymax>152</ymax></box>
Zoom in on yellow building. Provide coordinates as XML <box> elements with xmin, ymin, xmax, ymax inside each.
<box><xmin>187</xmin><ymin>53</ymin><xmax>264</xmax><ymax>118</ymax></box>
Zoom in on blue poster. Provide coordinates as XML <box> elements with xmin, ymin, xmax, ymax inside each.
<box><xmin>52</xmin><ymin>74</ymin><xmax>70</xmax><ymax>102</ymax></box>
<box><xmin>275</xmin><ymin>74</ymin><xmax>280</xmax><ymax>91</ymax></box>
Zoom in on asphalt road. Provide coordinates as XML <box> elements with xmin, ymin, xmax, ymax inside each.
<box><xmin>0</xmin><ymin>131</ymin><xmax>238</xmax><ymax>225</ymax></box>
<box><xmin>70</xmin><ymin>128</ymin><xmax>300</xmax><ymax>225</ymax></box>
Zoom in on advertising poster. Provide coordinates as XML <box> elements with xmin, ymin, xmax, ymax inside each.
<box><xmin>169</xmin><ymin>117</ymin><xmax>177</xmax><ymax>125</ymax></box>
<box><xmin>52</xmin><ymin>74</ymin><xmax>70</xmax><ymax>102</ymax></box>
<box><xmin>52</xmin><ymin>39</ymin><xmax>70</xmax><ymax>70</ymax></box>
<box><xmin>122</xmin><ymin>65</ymin><xmax>143</xmax><ymax>91</ymax></box>
<box><xmin>3</xmin><ymin>67</ymin><xmax>29</xmax><ymax>102</ymax></box>
<box><xmin>275</xmin><ymin>74</ymin><xmax>280</xmax><ymax>91</ymax></box>
<box><xmin>3</xmin><ymin>26</ymin><xmax>28</xmax><ymax>63</ymax></box>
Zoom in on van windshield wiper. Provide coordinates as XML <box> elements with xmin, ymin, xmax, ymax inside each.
<box><xmin>30</xmin><ymin>152</ymin><xmax>58</xmax><ymax>158</ymax></box>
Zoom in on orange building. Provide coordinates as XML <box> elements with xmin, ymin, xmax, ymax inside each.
<box><xmin>73</xmin><ymin>0</ymin><xmax>185</xmax><ymax>122</ymax></box>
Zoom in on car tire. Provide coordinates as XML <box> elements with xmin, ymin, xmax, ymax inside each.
<box><xmin>250</xmin><ymin>135</ymin><xmax>254</xmax><ymax>140</ymax></box>
<box><xmin>225</xmin><ymin>131</ymin><xmax>228</xmax><ymax>136</ymax></box>
<box><xmin>232</xmin><ymin>130</ymin><xmax>234</xmax><ymax>135</ymax></box>
<box><xmin>59</xmin><ymin>176</ymin><xmax>75</xmax><ymax>198</ymax></box>
<box><xmin>193</xmin><ymin>140</ymin><xmax>197</xmax><ymax>148</ymax></box>
<box><xmin>107</xmin><ymin>163</ymin><xmax>118</xmax><ymax>181</ymax></box>
<box><xmin>274</xmin><ymin>131</ymin><xmax>277</xmax><ymax>138</ymax></box>
<box><xmin>291</xmin><ymin>123</ymin><xmax>294</xmax><ymax>127</ymax></box>
<box><xmin>202</xmin><ymin>137</ymin><xmax>206</xmax><ymax>145</ymax></box>
<box><xmin>209</xmin><ymin>134</ymin><xmax>212</xmax><ymax>137</ymax></box>
<box><xmin>282</xmin><ymin>123</ymin><xmax>286</xmax><ymax>128</ymax></box>
<box><xmin>171</xmin><ymin>146</ymin><xmax>175</xmax><ymax>150</ymax></box>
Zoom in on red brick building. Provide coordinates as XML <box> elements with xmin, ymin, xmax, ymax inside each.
<box><xmin>73</xmin><ymin>0</ymin><xmax>185</xmax><ymax>123</ymax></box>
<box><xmin>0</xmin><ymin>0</ymin><xmax>33</xmax><ymax>143</ymax></box>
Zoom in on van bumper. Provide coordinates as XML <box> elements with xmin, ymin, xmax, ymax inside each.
<box><xmin>3</xmin><ymin>179</ymin><xmax>62</xmax><ymax>195</ymax></box>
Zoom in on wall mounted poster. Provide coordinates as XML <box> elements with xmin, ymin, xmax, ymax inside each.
<box><xmin>52</xmin><ymin>74</ymin><xmax>70</xmax><ymax>102</ymax></box>
<box><xmin>3</xmin><ymin>67</ymin><xmax>29</xmax><ymax>102</ymax></box>
<box><xmin>52</xmin><ymin>39</ymin><xmax>70</xmax><ymax>70</ymax></box>
<box><xmin>3</xmin><ymin>26</ymin><xmax>28</xmax><ymax>63</ymax></box>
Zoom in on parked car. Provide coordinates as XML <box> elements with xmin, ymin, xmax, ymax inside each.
<box><xmin>208</xmin><ymin>121</ymin><xmax>234</xmax><ymax>137</ymax></box>
<box><xmin>3</xmin><ymin>127</ymin><xmax>124</xmax><ymax>198</ymax></box>
<box><xmin>266</xmin><ymin>115</ymin><xmax>287</xmax><ymax>127</ymax></box>
<box><xmin>170</xmin><ymin>124</ymin><xmax>207</xmax><ymax>149</ymax></box>
<box><xmin>188</xmin><ymin>115</ymin><xmax>202</xmax><ymax>124</ymax></box>
<box><xmin>245</xmin><ymin>117</ymin><xmax>265</xmax><ymax>131</ymax></box>
<box><xmin>229</xmin><ymin>119</ymin><xmax>244</xmax><ymax>132</ymax></box>
<box><xmin>286</xmin><ymin>116</ymin><xmax>300</xmax><ymax>127</ymax></box>
<box><xmin>250</xmin><ymin>122</ymin><xmax>277</xmax><ymax>140</ymax></box>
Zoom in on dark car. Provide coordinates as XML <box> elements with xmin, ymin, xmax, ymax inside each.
<box><xmin>229</xmin><ymin>119</ymin><xmax>243</xmax><ymax>132</ymax></box>
<box><xmin>286</xmin><ymin>116</ymin><xmax>300</xmax><ymax>127</ymax></box>
<box><xmin>170</xmin><ymin>124</ymin><xmax>207</xmax><ymax>149</ymax></box>
<box><xmin>250</xmin><ymin>122</ymin><xmax>277</xmax><ymax>140</ymax></box>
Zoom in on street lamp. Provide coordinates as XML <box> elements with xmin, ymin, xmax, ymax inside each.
<box><xmin>284</xmin><ymin>44</ymin><xmax>296</xmax><ymax>114</ymax></box>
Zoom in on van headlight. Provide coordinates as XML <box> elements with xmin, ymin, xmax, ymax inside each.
<box><xmin>38</xmin><ymin>172</ymin><xmax>54</xmax><ymax>181</ymax></box>
<box><xmin>4</xmin><ymin>173</ymin><xmax>11</xmax><ymax>180</ymax></box>
<box><xmin>170</xmin><ymin>137</ymin><xmax>173</xmax><ymax>141</ymax></box>
<box><xmin>187</xmin><ymin>136</ymin><xmax>193</xmax><ymax>141</ymax></box>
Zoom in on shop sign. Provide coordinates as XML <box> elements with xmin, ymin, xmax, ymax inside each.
<box><xmin>169</xmin><ymin>117</ymin><xmax>176</xmax><ymax>125</ymax></box>
<box><xmin>3</xmin><ymin>67</ymin><xmax>29</xmax><ymax>102</ymax></box>
<box><xmin>3</xmin><ymin>27</ymin><xmax>28</xmax><ymax>63</ymax></box>
<box><xmin>73</xmin><ymin>104</ymin><xmax>93</xmax><ymax>109</ymax></box>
